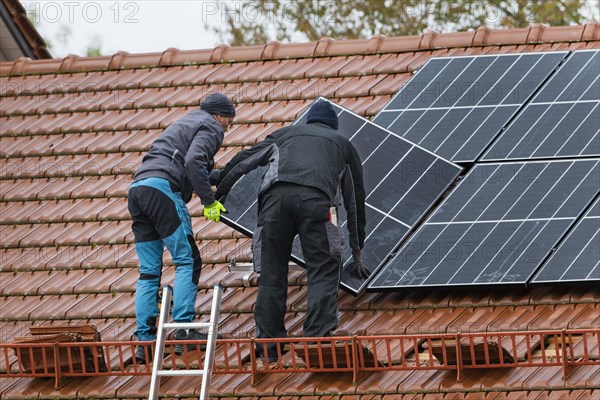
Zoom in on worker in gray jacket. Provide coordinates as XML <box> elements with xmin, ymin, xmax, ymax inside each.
<box><xmin>213</xmin><ymin>100</ymin><xmax>368</xmax><ymax>362</ymax></box>
<box><xmin>128</xmin><ymin>93</ymin><xmax>234</xmax><ymax>362</ymax></box>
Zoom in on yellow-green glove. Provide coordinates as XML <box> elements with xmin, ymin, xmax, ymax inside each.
<box><xmin>203</xmin><ymin>200</ymin><xmax>226</xmax><ymax>223</ymax></box>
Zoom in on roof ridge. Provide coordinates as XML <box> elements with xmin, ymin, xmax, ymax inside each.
<box><xmin>1</xmin><ymin>22</ymin><xmax>598</xmax><ymax>76</ymax></box>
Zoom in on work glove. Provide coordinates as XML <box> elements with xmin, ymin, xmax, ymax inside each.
<box><xmin>352</xmin><ymin>250</ymin><xmax>370</xmax><ymax>279</ymax></box>
<box><xmin>203</xmin><ymin>200</ymin><xmax>226</xmax><ymax>223</ymax></box>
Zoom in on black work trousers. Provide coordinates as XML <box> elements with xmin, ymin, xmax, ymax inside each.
<box><xmin>253</xmin><ymin>182</ymin><xmax>342</xmax><ymax>361</ymax></box>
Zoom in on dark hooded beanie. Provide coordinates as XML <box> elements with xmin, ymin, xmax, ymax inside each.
<box><xmin>200</xmin><ymin>93</ymin><xmax>236</xmax><ymax>117</ymax></box>
<box><xmin>306</xmin><ymin>99</ymin><xmax>338</xmax><ymax>130</ymax></box>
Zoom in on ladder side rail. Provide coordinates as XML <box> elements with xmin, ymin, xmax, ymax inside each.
<box><xmin>199</xmin><ymin>284</ymin><xmax>223</xmax><ymax>400</ymax></box>
<box><xmin>149</xmin><ymin>286</ymin><xmax>173</xmax><ymax>400</ymax></box>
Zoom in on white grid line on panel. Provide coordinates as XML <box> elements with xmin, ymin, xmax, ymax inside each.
<box><xmin>426</xmin><ymin>217</ymin><xmax>575</xmax><ymax>225</ymax></box>
<box><xmin>417</xmin><ymin>55</ymin><xmax>518</xmax><ymax>150</ymax></box>
<box><xmin>533</xmin><ymin>197</ymin><xmax>600</xmax><ymax>282</ymax></box>
<box><xmin>449</xmin><ymin>162</ymin><xmax>556</xmax><ymax>284</ymax></box>
<box><xmin>509</xmin><ymin>75</ymin><xmax>600</xmax><ymax>159</ymax></box>
<box><xmin>390</xmin><ymin>163</ymin><xmax>507</xmax><ymax>284</ymax></box>
<box><xmin>489</xmin><ymin>51</ymin><xmax>599</xmax><ymax>160</ymax></box>
<box><xmin>542</xmin><ymin>101</ymin><xmax>600</xmax><ymax>158</ymax></box>
<box><xmin>499</xmin><ymin>161</ymin><xmax>599</xmax><ymax>282</ymax></box>
<box><xmin>365</xmin><ymin>203</ymin><xmax>411</xmax><ymax>229</ymax></box>
<box><xmin>560</xmin><ymin>227</ymin><xmax>600</xmax><ymax>280</ymax></box>
<box><xmin>323</xmin><ymin>98</ymin><xmax>459</xmax><ymax>165</ymax></box>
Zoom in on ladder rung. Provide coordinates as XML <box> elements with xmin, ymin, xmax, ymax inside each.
<box><xmin>157</xmin><ymin>369</ymin><xmax>205</xmax><ymax>377</ymax></box>
<box><xmin>163</xmin><ymin>322</ymin><xmax>212</xmax><ymax>329</ymax></box>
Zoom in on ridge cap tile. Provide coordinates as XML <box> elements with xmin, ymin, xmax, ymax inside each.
<box><xmin>2</xmin><ymin>24</ymin><xmax>596</xmax><ymax>77</ymax></box>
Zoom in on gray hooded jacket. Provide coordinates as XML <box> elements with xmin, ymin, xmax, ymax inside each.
<box><xmin>133</xmin><ymin>109</ymin><xmax>223</xmax><ymax>205</ymax></box>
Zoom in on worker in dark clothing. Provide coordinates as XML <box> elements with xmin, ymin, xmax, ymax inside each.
<box><xmin>128</xmin><ymin>93</ymin><xmax>234</xmax><ymax>362</ymax></box>
<box><xmin>212</xmin><ymin>99</ymin><xmax>368</xmax><ymax>362</ymax></box>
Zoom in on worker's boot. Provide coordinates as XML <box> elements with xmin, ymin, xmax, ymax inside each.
<box><xmin>134</xmin><ymin>344</ymin><xmax>153</xmax><ymax>364</ymax></box>
<box><xmin>173</xmin><ymin>329</ymin><xmax>208</xmax><ymax>354</ymax></box>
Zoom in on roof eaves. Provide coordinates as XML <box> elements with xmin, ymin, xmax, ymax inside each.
<box><xmin>1</xmin><ymin>22</ymin><xmax>598</xmax><ymax>77</ymax></box>
<box><xmin>1</xmin><ymin>0</ymin><xmax>51</xmax><ymax>59</ymax></box>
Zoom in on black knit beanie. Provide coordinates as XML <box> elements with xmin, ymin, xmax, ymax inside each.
<box><xmin>200</xmin><ymin>93</ymin><xmax>236</xmax><ymax>117</ymax></box>
<box><xmin>306</xmin><ymin>99</ymin><xmax>338</xmax><ymax>130</ymax></box>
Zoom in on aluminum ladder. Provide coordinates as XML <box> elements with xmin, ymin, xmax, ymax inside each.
<box><xmin>149</xmin><ymin>284</ymin><xmax>223</xmax><ymax>400</ymax></box>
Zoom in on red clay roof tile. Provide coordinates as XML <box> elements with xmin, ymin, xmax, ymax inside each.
<box><xmin>270</xmin><ymin>58</ymin><xmax>318</xmax><ymax>81</ymax></box>
<box><xmin>117</xmin><ymin>129</ymin><xmax>159</xmax><ymax>151</ymax></box>
<box><xmin>0</xmin><ymin>376</ymin><xmax>53</xmax><ymax>398</ymax></box>
<box><xmin>101</xmin><ymin>292</ymin><xmax>136</xmax><ymax>319</ymax></box>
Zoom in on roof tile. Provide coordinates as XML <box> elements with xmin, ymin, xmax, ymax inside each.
<box><xmin>92</xmin><ymin>109</ymin><xmax>138</xmax><ymax>132</ymax></box>
<box><xmin>107</xmin><ymin>268</ymin><xmax>139</xmax><ymax>292</ymax></box>
<box><xmin>481</xmin><ymin>365</ymin><xmax>538</xmax><ymax>391</ymax></box>
<box><xmin>133</xmin><ymin>87</ymin><xmax>178</xmax><ymax>108</ymax></box>
<box><xmin>102</xmin><ymin>292</ymin><xmax>136</xmax><ymax>318</ymax></box>
<box><xmin>118</xmin><ymin>129</ymin><xmax>159</xmax><ymax>152</ymax></box>
<box><xmin>76</xmin><ymin>70</ymin><xmax>120</xmax><ymax>92</ymax></box>
<box><xmin>379</xmin><ymin>35</ymin><xmax>423</xmax><ymax>53</ymax></box>
<box><xmin>541</xmin><ymin>25</ymin><xmax>586</xmax><ymax>43</ymax></box>
<box><xmin>326</xmin><ymin>37</ymin><xmax>381</xmax><ymax>56</ymax></box>
<box><xmin>67</xmin><ymin>293</ymin><xmax>124</xmax><ymax>319</ymax></box>
<box><xmin>355</xmin><ymin>370</ymin><xmax>411</xmax><ymax>393</ymax></box>
<box><xmin>117</xmin><ymin>376</ymin><xmax>169</xmax><ymax>398</ymax></box>
<box><xmin>368</xmin><ymin>73</ymin><xmax>411</xmax><ymax>96</ymax></box>
<box><xmin>371</xmin><ymin>52</ymin><xmax>417</xmax><ymax>75</ymax></box>
<box><xmin>33</xmin><ymin>113</ymin><xmax>79</xmax><ymax>135</ymax></box>
<box><xmin>582</xmin><ymin>21</ymin><xmax>600</xmax><ymax>40</ymax></box>
<box><xmin>486</xmin><ymin>27</ymin><xmax>531</xmax><ymax>46</ymax></box>
<box><xmin>167</xmin><ymin>48</ymin><xmax>213</xmax><ymax>65</ymax></box>
<box><xmin>305</xmin><ymin>56</ymin><xmax>354</xmax><ymax>78</ymax></box>
<box><xmin>1</xmin><ymin>270</ymin><xmax>53</xmax><ymax>295</ymax></box>
<box><xmin>232</xmin><ymin>60</ymin><xmax>278</xmax><ymax>82</ymax></box>
<box><xmin>1</xmin><ymin>223</ymin><xmax>40</xmax><ymax>247</ymax></box>
<box><xmin>164</xmin><ymin>85</ymin><xmax>205</xmax><ymax>107</ymax></box>
<box><xmin>57</xmin><ymin>111</ymin><xmax>106</xmax><ymax>133</ymax></box>
<box><xmin>204</xmin><ymin>62</ymin><xmax>254</xmax><ymax>84</ymax></box>
<box><xmin>566</xmin><ymin>303</ymin><xmax>600</xmax><ymax>328</ymax></box>
<box><xmin>1</xmin><ymin>94</ymin><xmax>36</xmax><ymax>116</ymax></box>
<box><xmin>41</xmin><ymin>269</ymin><xmax>91</xmax><ymax>294</ymax></box>
<box><xmin>270</xmin><ymin>41</ymin><xmax>318</xmax><ymax>60</ymax></box>
<box><xmin>233</xmin><ymin>81</ymin><xmax>277</xmax><ymax>102</ymax></box>
<box><xmin>75</xmin><ymin>376</ymin><xmax>135</xmax><ymax>398</ymax></box>
<box><xmin>0</xmin><ymin>376</ymin><xmax>52</xmax><ymax>399</ymax></box>
<box><xmin>95</xmin><ymin>89</ymin><xmax>141</xmax><ymax>111</ymax></box>
<box><xmin>270</xmin><ymin>58</ymin><xmax>319</xmax><ymax>81</ymax></box>
<box><xmin>405</xmin><ymin>307</ymin><xmax>466</xmax><ymax>334</ymax></box>
<box><xmin>524</xmin><ymin>365</ymin><xmax>567</xmax><ymax>390</ymax></box>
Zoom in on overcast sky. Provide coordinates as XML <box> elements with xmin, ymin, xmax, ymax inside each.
<box><xmin>20</xmin><ymin>1</ymin><xmax>600</xmax><ymax>58</ymax></box>
<box><xmin>21</xmin><ymin>1</ymin><xmax>230</xmax><ymax>57</ymax></box>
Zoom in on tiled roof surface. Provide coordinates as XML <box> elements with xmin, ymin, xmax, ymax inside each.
<box><xmin>1</xmin><ymin>24</ymin><xmax>599</xmax><ymax>398</ymax></box>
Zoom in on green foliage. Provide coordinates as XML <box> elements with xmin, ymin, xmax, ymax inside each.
<box><xmin>85</xmin><ymin>35</ymin><xmax>103</xmax><ymax>57</ymax></box>
<box><xmin>213</xmin><ymin>0</ymin><xmax>591</xmax><ymax>46</ymax></box>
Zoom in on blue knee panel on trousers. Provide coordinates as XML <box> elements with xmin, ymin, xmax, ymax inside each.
<box><xmin>130</xmin><ymin>177</ymin><xmax>200</xmax><ymax>341</ymax></box>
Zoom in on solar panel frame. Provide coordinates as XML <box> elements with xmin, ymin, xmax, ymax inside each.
<box><xmin>373</xmin><ymin>51</ymin><xmax>569</xmax><ymax>163</ymax></box>
<box><xmin>530</xmin><ymin>197</ymin><xmax>600</xmax><ymax>284</ymax></box>
<box><xmin>367</xmin><ymin>159</ymin><xmax>600</xmax><ymax>291</ymax></box>
<box><xmin>482</xmin><ymin>50</ymin><xmax>600</xmax><ymax>161</ymax></box>
<box><xmin>219</xmin><ymin>97</ymin><xmax>462</xmax><ymax>295</ymax></box>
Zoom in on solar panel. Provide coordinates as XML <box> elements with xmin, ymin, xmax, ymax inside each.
<box><xmin>220</xmin><ymin>98</ymin><xmax>462</xmax><ymax>294</ymax></box>
<box><xmin>372</xmin><ymin>52</ymin><xmax>568</xmax><ymax>163</ymax></box>
<box><xmin>367</xmin><ymin>159</ymin><xmax>600</xmax><ymax>290</ymax></box>
<box><xmin>483</xmin><ymin>50</ymin><xmax>600</xmax><ymax>161</ymax></box>
<box><xmin>531</xmin><ymin>197</ymin><xmax>600</xmax><ymax>284</ymax></box>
